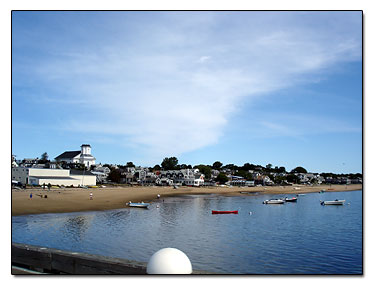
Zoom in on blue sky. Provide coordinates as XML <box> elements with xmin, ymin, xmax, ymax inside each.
<box><xmin>11</xmin><ymin>11</ymin><xmax>362</xmax><ymax>173</ymax></box>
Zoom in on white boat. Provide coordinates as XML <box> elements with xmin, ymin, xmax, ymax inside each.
<box><xmin>320</xmin><ymin>199</ymin><xmax>345</xmax><ymax>205</ymax></box>
<box><xmin>263</xmin><ymin>199</ymin><xmax>285</xmax><ymax>204</ymax></box>
<box><xmin>126</xmin><ymin>201</ymin><xmax>150</xmax><ymax>208</ymax></box>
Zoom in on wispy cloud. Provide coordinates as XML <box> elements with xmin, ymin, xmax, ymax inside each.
<box><xmin>12</xmin><ymin>11</ymin><xmax>362</xmax><ymax>160</ymax></box>
<box><xmin>258</xmin><ymin>115</ymin><xmax>361</xmax><ymax>139</ymax></box>
<box><xmin>197</xmin><ymin>56</ymin><xmax>211</xmax><ymax>63</ymax></box>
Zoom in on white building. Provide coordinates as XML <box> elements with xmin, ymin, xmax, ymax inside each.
<box><xmin>12</xmin><ymin>155</ymin><xmax>18</xmax><ymax>167</ymax></box>
<box><xmin>11</xmin><ymin>167</ymin><xmax>96</xmax><ymax>187</ymax></box>
<box><xmin>55</xmin><ymin>144</ymin><xmax>96</xmax><ymax>168</ymax></box>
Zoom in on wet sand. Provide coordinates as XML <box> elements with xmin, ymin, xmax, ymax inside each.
<box><xmin>12</xmin><ymin>184</ymin><xmax>362</xmax><ymax>216</ymax></box>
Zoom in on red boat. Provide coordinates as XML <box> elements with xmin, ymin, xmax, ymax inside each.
<box><xmin>212</xmin><ymin>210</ymin><xmax>238</xmax><ymax>214</ymax></box>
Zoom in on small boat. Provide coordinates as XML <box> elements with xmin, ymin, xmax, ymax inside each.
<box><xmin>212</xmin><ymin>210</ymin><xmax>238</xmax><ymax>214</ymax></box>
<box><xmin>320</xmin><ymin>189</ymin><xmax>326</xmax><ymax>193</ymax></box>
<box><xmin>284</xmin><ymin>197</ymin><xmax>297</xmax><ymax>202</ymax></box>
<box><xmin>320</xmin><ymin>199</ymin><xmax>345</xmax><ymax>205</ymax></box>
<box><xmin>263</xmin><ymin>199</ymin><xmax>285</xmax><ymax>204</ymax></box>
<box><xmin>126</xmin><ymin>201</ymin><xmax>150</xmax><ymax>208</ymax></box>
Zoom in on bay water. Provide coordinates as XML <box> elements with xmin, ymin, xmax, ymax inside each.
<box><xmin>12</xmin><ymin>190</ymin><xmax>362</xmax><ymax>274</ymax></box>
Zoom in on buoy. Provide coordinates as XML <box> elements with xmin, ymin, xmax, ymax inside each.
<box><xmin>147</xmin><ymin>248</ymin><xmax>192</xmax><ymax>274</ymax></box>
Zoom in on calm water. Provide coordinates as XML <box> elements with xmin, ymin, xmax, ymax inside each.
<box><xmin>12</xmin><ymin>190</ymin><xmax>362</xmax><ymax>274</ymax></box>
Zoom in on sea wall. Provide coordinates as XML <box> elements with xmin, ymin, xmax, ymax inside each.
<box><xmin>12</xmin><ymin>243</ymin><xmax>147</xmax><ymax>274</ymax></box>
<box><xmin>11</xmin><ymin>243</ymin><xmax>211</xmax><ymax>275</ymax></box>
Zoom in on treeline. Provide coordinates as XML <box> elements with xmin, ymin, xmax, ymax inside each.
<box><xmin>96</xmin><ymin>156</ymin><xmax>362</xmax><ymax>182</ymax></box>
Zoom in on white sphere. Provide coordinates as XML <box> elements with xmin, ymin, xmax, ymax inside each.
<box><xmin>147</xmin><ymin>248</ymin><xmax>192</xmax><ymax>274</ymax></box>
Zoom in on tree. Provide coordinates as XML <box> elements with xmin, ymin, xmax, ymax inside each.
<box><xmin>279</xmin><ymin>166</ymin><xmax>286</xmax><ymax>173</ymax></box>
<box><xmin>38</xmin><ymin>152</ymin><xmax>49</xmax><ymax>164</ymax></box>
<box><xmin>242</xmin><ymin>163</ymin><xmax>256</xmax><ymax>171</ymax></box>
<box><xmin>108</xmin><ymin>169</ymin><xmax>122</xmax><ymax>183</ymax></box>
<box><xmin>291</xmin><ymin>166</ymin><xmax>307</xmax><ymax>174</ymax></box>
<box><xmin>235</xmin><ymin>170</ymin><xmax>251</xmax><ymax>180</ymax></box>
<box><xmin>212</xmin><ymin>161</ymin><xmax>223</xmax><ymax>170</ymax></box>
<box><xmin>153</xmin><ymin>164</ymin><xmax>161</xmax><ymax>171</ymax></box>
<box><xmin>161</xmin><ymin>157</ymin><xmax>179</xmax><ymax>170</ymax></box>
<box><xmin>194</xmin><ymin>164</ymin><xmax>212</xmax><ymax>180</ymax></box>
<box><xmin>126</xmin><ymin>162</ymin><xmax>135</xmax><ymax>167</ymax></box>
<box><xmin>216</xmin><ymin>173</ymin><xmax>229</xmax><ymax>184</ymax></box>
<box><xmin>223</xmin><ymin>163</ymin><xmax>238</xmax><ymax>171</ymax></box>
<box><xmin>266</xmin><ymin>163</ymin><xmax>272</xmax><ymax>170</ymax></box>
<box><xmin>286</xmin><ymin>174</ymin><xmax>299</xmax><ymax>184</ymax></box>
<box><xmin>274</xmin><ymin>175</ymin><xmax>287</xmax><ymax>184</ymax></box>
<box><xmin>41</xmin><ymin>152</ymin><xmax>48</xmax><ymax>161</ymax></box>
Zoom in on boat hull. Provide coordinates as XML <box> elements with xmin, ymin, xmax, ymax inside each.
<box><xmin>321</xmin><ymin>200</ymin><xmax>345</xmax><ymax>205</ymax></box>
<box><xmin>263</xmin><ymin>199</ymin><xmax>285</xmax><ymax>204</ymax></box>
<box><xmin>212</xmin><ymin>210</ymin><xmax>238</xmax><ymax>214</ymax></box>
<box><xmin>127</xmin><ymin>203</ymin><xmax>150</xmax><ymax>208</ymax></box>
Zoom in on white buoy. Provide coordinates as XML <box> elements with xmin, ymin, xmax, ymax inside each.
<box><xmin>147</xmin><ymin>248</ymin><xmax>192</xmax><ymax>274</ymax></box>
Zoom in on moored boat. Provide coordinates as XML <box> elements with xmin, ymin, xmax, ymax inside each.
<box><xmin>212</xmin><ymin>210</ymin><xmax>238</xmax><ymax>214</ymax></box>
<box><xmin>263</xmin><ymin>199</ymin><xmax>285</xmax><ymax>204</ymax></box>
<box><xmin>320</xmin><ymin>199</ymin><xmax>345</xmax><ymax>205</ymax></box>
<box><xmin>126</xmin><ymin>201</ymin><xmax>150</xmax><ymax>208</ymax></box>
<box><xmin>284</xmin><ymin>197</ymin><xmax>297</xmax><ymax>202</ymax></box>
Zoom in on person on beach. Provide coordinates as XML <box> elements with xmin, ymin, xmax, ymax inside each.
<box><xmin>157</xmin><ymin>194</ymin><xmax>160</xmax><ymax>199</ymax></box>
<box><xmin>48</xmin><ymin>183</ymin><xmax>51</xmax><ymax>191</ymax></box>
<box><xmin>43</xmin><ymin>183</ymin><xmax>46</xmax><ymax>190</ymax></box>
<box><xmin>90</xmin><ymin>192</ymin><xmax>93</xmax><ymax>200</ymax></box>
<box><xmin>29</xmin><ymin>193</ymin><xmax>32</xmax><ymax>200</ymax></box>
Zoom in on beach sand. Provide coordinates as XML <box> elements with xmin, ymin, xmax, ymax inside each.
<box><xmin>12</xmin><ymin>184</ymin><xmax>362</xmax><ymax>216</ymax></box>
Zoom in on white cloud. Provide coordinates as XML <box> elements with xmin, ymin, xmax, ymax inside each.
<box><xmin>13</xmin><ymin>12</ymin><xmax>362</xmax><ymax>159</ymax></box>
<box><xmin>197</xmin><ymin>56</ymin><xmax>211</xmax><ymax>63</ymax></box>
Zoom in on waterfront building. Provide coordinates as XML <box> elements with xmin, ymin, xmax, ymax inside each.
<box><xmin>11</xmin><ymin>167</ymin><xmax>96</xmax><ymax>187</ymax></box>
<box><xmin>55</xmin><ymin>144</ymin><xmax>96</xmax><ymax>168</ymax></box>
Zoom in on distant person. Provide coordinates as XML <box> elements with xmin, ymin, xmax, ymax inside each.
<box><xmin>43</xmin><ymin>183</ymin><xmax>46</xmax><ymax>190</ymax></box>
<box><xmin>157</xmin><ymin>194</ymin><xmax>160</xmax><ymax>199</ymax></box>
<box><xmin>48</xmin><ymin>183</ymin><xmax>51</xmax><ymax>191</ymax></box>
<box><xmin>90</xmin><ymin>192</ymin><xmax>93</xmax><ymax>200</ymax></box>
<box><xmin>29</xmin><ymin>193</ymin><xmax>32</xmax><ymax>200</ymax></box>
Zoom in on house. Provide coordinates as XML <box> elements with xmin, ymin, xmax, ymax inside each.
<box><xmin>55</xmin><ymin>144</ymin><xmax>96</xmax><ymax>168</ymax></box>
<box><xmin>159</xmin><ymin>169</ymin><xmax>196</xmax><ymax>186</ymax></box>
<box><xmin>11</xmin><ymin>167</ymin><xmax>96</xmax><ymax>187</ymax></box>
<box><xmin>91</xmin><ymin>165</ymin><xmax>111</xmax><ymax>183</ymax></box>
<box><xmin>12</xmin><ymin>155</ymin><xmax>18</xmax><ymax>167</ymax></box>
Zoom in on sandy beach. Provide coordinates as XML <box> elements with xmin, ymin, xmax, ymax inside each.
<box><xmin>11</xmin><ymin>184</ymin><xmax>362</xmax><ymax>216</ymax></box>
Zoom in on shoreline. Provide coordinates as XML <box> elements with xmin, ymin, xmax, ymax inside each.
<box><xmin>12</xmin><ymin>184</ymin><xmax>362</xmax><ymax>216</ymax></box>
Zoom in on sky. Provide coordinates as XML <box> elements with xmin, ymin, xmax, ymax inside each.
<box><xmin>11</xmin><ymin>11</ymin><xmax>363</xmax><ymax>174</ymax></box>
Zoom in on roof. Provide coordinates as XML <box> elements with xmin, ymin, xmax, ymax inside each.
<box><xmin>55</xmin><ymin>151</ymin><xmax>81</xmax><ymax>160</ymax></box>
<box><xmin>28</xmin><ymin>176</ymin><xmax>77</xmax><ymax>180</ymax></box>
<box><xmin>69</xmin><ymin>170</ymin><xmax>96</xmax><ymax>176</ymax></box>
